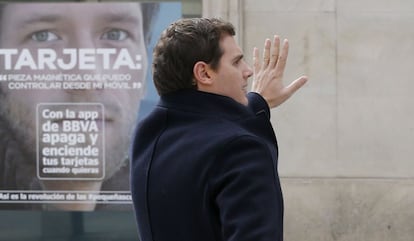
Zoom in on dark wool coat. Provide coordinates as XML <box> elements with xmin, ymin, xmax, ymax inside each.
<box><xmin>131</xmin><ymin>89</ymin><xmax>284</xmax><ymax>241</ymax></box>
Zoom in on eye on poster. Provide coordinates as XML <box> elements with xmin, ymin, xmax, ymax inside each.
<box><xmin>0</xmin><ymin>2</ymin><xmax>181</xmax><ymax>211</ymax></box>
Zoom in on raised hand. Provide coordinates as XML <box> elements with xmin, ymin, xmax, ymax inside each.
<box><xmin>251</xmin><ymin>35</ymin><xmax>308</xmax><ymax>108</ymax></box>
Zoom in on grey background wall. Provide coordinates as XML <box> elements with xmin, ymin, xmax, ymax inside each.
<box><xmin>203</xmin><ymin>0</ymin><xmax>414</xmax><ymax>240</ymax></box>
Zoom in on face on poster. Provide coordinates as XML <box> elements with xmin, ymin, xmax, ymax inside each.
<box><xmin>0</xmin><ymin>2</ymin><xmax>181</xmax><ymax>210</ymax></box>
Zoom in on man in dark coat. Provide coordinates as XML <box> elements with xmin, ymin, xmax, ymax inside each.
<box><xmin>130</xmin><ymin>18</ymin><xmax>308</xmax><ymax>241</ymax></box>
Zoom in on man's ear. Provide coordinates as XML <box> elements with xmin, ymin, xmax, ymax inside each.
<box><xmin>193</xmin><ymin>61</ymin><xmax>213</xmax><ymax>86</ymax></box>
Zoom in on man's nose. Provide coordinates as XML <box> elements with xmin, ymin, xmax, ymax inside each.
<box><xmin>244</xmin><ymin>62</ymin><xmax>253</xmax><ymax>79</ymax></box>
<box><xmin>67</xmin><ymin>30</ymin><xmax>96</xmax><ymax>49</ymax></box>
<box><xmin>61</xmin><ymin>33</ymin><xmax>104</xmax><ymax>93</ymax></box>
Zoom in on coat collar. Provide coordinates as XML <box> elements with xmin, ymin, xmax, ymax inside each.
<box><xmin>159</xmin><ymin>89</ymin><xmax>254</xmax><ymax>121</ymax></box>
<box><xmin>158</xmin><ymin>89</ymin><xmax>278</xmax><ymax>147</ymax></box>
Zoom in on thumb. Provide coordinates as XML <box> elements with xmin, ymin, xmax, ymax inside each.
<box><xmin>286</xmin><ymin>75</ymin><xmax>308</xmax><ymax>96</ymax></box>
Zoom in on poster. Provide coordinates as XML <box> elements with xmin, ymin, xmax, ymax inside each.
<box><xmin>0</xmin><ymin>2</ymin><xmax>181</xmax><ymax>211</ymax></box>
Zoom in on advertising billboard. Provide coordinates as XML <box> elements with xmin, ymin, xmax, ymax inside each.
<box><xmin>0</xmin><ymin>1</ymin><xmax>181</xmax><ymax>211</ymax></box>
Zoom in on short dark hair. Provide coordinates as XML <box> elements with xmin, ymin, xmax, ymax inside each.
<box><xmin>152</xmin><ymin>18</ymin><xmax>235</xmax><ymax>95</ymax></box>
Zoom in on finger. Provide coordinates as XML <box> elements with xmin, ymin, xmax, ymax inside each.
<box><xmin>262</xmin><ymin>38</ymin><xmax>271</xmax><ymax>68</ymax></box>
<box><xmin>253</xmin><ymin>47</ymin><xmax>260</xmax><ymax>75</ymax></box>
<box><xmin>285</xmin><ymin>75</ymin><xmax>308</xmax><ymax>96</ymax></box>
<box><xmin>269</xmin><ymin>35</ymin><xmax>280</xmax><ymax>68</ymax></box>
<box><xmin>252</xmin><ymin>47</ymin><xmax>260</xmax><ymax>90</ymax></box>
<box><xmin>275</xmin><ymin>39</ymin><xmax>289</xmax><ymax>74</ymax></box>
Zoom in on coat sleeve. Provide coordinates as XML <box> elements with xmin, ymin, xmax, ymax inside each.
<box><xmin>245</xmin><ymin>92</ymin><xmax>278</xmax><ymax>146</ymax></box>
<box><xmin>210</xmin><ymin>135</ymin><xmax>284</xmax><ymax>241</ymax></box>
<box><xmin>247</xmin><ymin>92</ymin><xmax>271</xmax><ymax>119</ymax></box>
